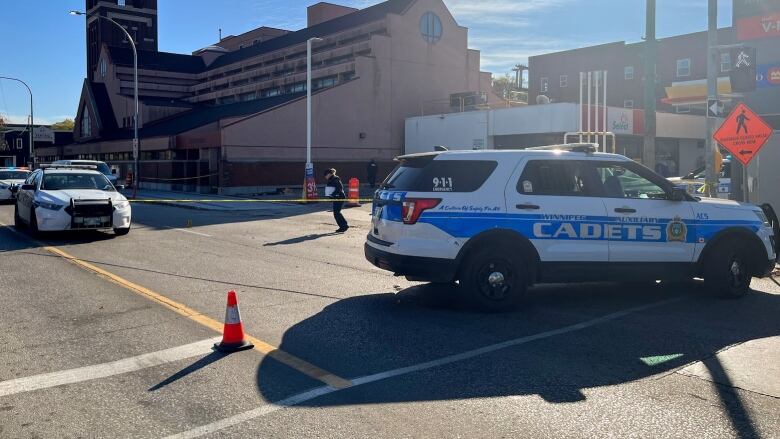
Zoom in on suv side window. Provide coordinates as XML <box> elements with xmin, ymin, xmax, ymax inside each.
<box><xmin>517</xmin><ymin>160</ymin><xmax>598</xmax><ymax>197</ymax></box>
<box><xmin>385</xmin><ymin>159</ymin><xmax>498</xmax><ymax>193</ymax></box>
<box><xmin>593</xmin><ymin>162</ymin><xmax>669</xmax><ymax>200</ymax></box>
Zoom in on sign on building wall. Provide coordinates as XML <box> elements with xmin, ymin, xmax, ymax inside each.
<box><xmin>757</xmin><ymin>63</ymin><xmax>780</xmax><ymax>86</ymax></box>
<box><xmin>734</xmin><ymin>0</ymin><xmax>780</xmax><ymax>20</ymax></box>
<box><xmin>737</xmin><ymin>11</ymin><xmax>780</xmax><ymax>40</ymax></box>
<box><xmin>33</xmin><ymin>126</ymin><xmax>55</xmax><ymax>143</ymax></box>
<box><xmin>607</xmin><ymin>107</ymin><xmax>634</xmax><ymax>135</ymax></box>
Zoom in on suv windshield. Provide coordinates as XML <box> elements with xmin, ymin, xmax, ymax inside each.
<box><xmin>383</xmin><ymin>158</ymin><xmax>498</xmax><ymax>193</ymax></box>
<box><xmin>0</xmin><ymin>171</ymin><xmax>30</xmax><ymax>180</ymax></box>
<box><xmin>42</xmin><ymin>173</ymin><xmax>114</xmax><ymax>191</ymax></box>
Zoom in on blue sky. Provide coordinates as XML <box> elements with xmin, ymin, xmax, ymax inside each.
<box><xmin>0</xmin><ymin>0</ymin><xmax>732</xmax><ymax>124</ymax></box>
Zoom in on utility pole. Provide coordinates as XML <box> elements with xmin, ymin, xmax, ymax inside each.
<box><xmin>704</xmin><ymin>0</ymin><xmax>719</xmax><ymax>198</ymax></box>
<box><xmin>642</xmin><ymin>0</ymin><xmax>657</xmax><ymax>169</ymax></box>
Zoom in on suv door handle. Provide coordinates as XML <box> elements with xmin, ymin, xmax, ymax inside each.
<box><xmin>614</xmin><ymin>207</ymin><xmax>637</xmax><ymax>214</ymax></box>
<box><xmin>516</xmin><ymin>203</ymin><xmax>540</xmax><ymax>210</ymax></box>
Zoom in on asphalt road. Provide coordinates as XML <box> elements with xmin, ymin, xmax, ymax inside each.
<box><xmin>0</xmin><ymin>200</ymin><xmax>779</xmax><ymax>438</ymax></box>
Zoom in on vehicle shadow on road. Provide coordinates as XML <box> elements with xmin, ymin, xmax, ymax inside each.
<box><xmin>257</xmin><ymin>282</ymin><xmax>779</xmax><ymax>436</ymax></box>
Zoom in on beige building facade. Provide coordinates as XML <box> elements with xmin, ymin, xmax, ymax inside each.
<box><xmin>47</xmin><ymin>0</ymin><xmax>499</xmax><ymax>193</ymax></box>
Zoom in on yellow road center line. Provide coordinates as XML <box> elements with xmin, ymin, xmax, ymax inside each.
<box><xmin>42</xmin><ymin>245</ymin><xmax>352</xmax><ymax>389</ymax></box>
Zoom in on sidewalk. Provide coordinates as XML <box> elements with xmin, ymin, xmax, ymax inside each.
<box><xmin>123</xmin><ymin>189</ymin><xmax>318</xmax><ymax>212</ymax></box>
<box><xmin>123</xmin><ymin>185</ymin><xmax>378</xmax><ymax>212</ymax></box>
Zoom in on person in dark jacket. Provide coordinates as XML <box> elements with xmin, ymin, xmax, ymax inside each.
<box><xmin>367</xmin><ymin>159</ymin><xmax>378</xmax><ymax>188</ymax></box>
<box><xmin>324</xmin><ymin>168</ymin><xmax>349</xmax><ymax>233</ymax></box>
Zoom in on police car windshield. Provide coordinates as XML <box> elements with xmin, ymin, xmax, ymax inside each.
<box><xmin>0</xmin><ymin>171</ymin><xmax>29</xmax><ymax>180</ymax></box>
<box><xmin>41</xmin><ymin>173</ymin><xmax>115</xmax><ymax>191</ymax></box>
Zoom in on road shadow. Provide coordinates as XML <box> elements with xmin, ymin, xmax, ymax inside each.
<box><xmin>257</xmin><ymin>282</ymin><xmax>779</xmax><ymax>436</ymax></box>
<box><xmin>0</xmin><ymin>223</ymin><xmax>116</xmax><ymax>253</ymax></box>
<box><xmin>128</xmin><ymin>200</ymin><xmax>333</xmax><ymax>232</ymax></box>
<box><xmin>263</xmin><ymin>232</ymin><xmax>341</xmax><ymax>246</ymax></box>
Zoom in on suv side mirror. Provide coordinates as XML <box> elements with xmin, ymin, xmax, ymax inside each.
<box><xmin>21</xmin><ymin>184</ymin><xmax>35</xmax><ymax>191</ymax></box>
<box><xmin>670</xmin><ymin>187</ymin><xmax>688</xmax><ymax>202</ymax></box>
<box><xmin>115</xmin><ymin>184</ymin><xmax>125</xmax><ymax>191</ymax></box>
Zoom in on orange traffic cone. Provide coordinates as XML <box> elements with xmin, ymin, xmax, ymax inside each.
<box><xmin>214</xmin><ymin>291</ymin><xmax>254</xmax><ymax>353</ymax></box>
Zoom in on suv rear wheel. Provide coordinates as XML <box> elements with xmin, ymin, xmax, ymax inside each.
<box><xmin>459</xmin><ymin>245</ymin><xmax>527</xmax><ymax>312</ymax></box>
<box><xmin>703</xmin><ymin>237</ymin><xmax>752</xmax><ymax>299</ymax></box>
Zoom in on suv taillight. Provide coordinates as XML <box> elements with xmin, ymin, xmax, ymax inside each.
<box><xmin>402</xmin><ymin>198</ymin><xmax>440</xmax><ymax>224</ymax></box>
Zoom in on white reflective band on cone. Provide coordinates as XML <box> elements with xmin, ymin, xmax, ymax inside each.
<box><xmin>225</xmin><ymin>305</ymin><xmax>241</xmax><ymax>325</ymax></box>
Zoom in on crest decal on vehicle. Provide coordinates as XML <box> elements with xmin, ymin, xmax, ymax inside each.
<box><xmin>666</xmin><ymin>216</ymin><xmax>687</xmax><ymax>242</ymax></box>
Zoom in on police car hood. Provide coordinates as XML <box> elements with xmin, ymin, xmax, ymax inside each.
<box><xmin>0</xmin><ymin>179</ymin><xmax>26</xmax><ymax>185</ymax></box>
<box><xmin>696</xmin><ymin>196</ymin><xmax>752</xmax><ymax>210</ymax></box>
<box><xmin>38</xmin><ymin>189</ymin><xmax>126</xmax><ymax>204</ymax></box>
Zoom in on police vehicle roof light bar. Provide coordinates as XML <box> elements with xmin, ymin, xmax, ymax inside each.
<box><xmin>39</xmin><ymin>164</ymin><xmax>98</xmax><ymax>170</ymax></box>
<box><xmin>526</xmin><ymin>143</ymin><xmax>599</xmax><ymax>153</ymax></box>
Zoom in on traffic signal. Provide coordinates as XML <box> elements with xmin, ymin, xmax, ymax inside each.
<box><xmin>730</xmin><ymin>46</ymin><xmax>757</xmax><ymax>93</ymax></box>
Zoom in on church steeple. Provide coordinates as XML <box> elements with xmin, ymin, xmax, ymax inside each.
<box><xmin>85</xmin><ymin>0</ymin><xmax>158</xmax><ymax>81</ymax></box>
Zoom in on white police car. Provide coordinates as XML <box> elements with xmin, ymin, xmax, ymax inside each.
<box><xmin>14</xmin><ymin>164</ymin><xmax>132</xmax><ymax>235</ymax></box>
<box><xmin>0</xmin><ymin>168</ymin><xmax>31</xmax><ymax>202</ymax></box>
<box><xmin>365</xmin><ymin>144</ymin><xmax>777</xmax><ymax>311</ymax></box>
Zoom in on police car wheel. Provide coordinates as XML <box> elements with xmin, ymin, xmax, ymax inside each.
<box><xmin>704</xmin><ymin>239</ymin><xmax>751</xmax><ymax>299</ymax></box>
<box><xmin>114</xmin><ymin>226</ymin><xmax>130</xmax><ymax>236</ymax></box>
<box><xmin>13</xmin><ymin>203</ymin><xmax>24</xmax><ymax>229</ymax></box>
<box><xmin>460</xmin><ymin>247</ymin><xmax>526</xmax><ymax>312</ymax></box>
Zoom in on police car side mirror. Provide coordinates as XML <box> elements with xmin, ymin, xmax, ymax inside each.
<box><xmin>670</xmin><ymin>187</ymin><xmax>688</xmax><ymax>202</ymax></box>
<box><xmin>21</xmin><ymin>184</ymin><xmax>35</xmax><ymax>191</ymax></box>
<box><xmin>115</xmin><ymin>184</ymin><xmax>125</xmax><ymax>191</ymax></box>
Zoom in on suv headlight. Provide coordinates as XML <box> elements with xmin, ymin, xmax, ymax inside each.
<box><xmin>114</xmin><ymin>200</ymin><xmax>130</xmax><ymax>210</ymax></box>
<box><xmin>33</xmin><ymin>200</ymin><xmax>64</xmax><ymax>211</ymax></box>
<box><xmin>753</xmin><ymin>210</ymin><xmax>771</xmax><ymax>227</ymax></box>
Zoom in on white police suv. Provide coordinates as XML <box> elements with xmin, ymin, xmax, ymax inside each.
<box><xmin>365</xmin><ymin>144</ymin><xmax>777</xmax><ymax>311</ymax></box>
<box><xmin>14</xmin><ymin>164</ymin><xmax>132</xmax><ymax>235</ymax></box>
<box><xmin>0</xmin><ymin>168</ymin><xmax>31</xmax><ymax>202</ymax></box>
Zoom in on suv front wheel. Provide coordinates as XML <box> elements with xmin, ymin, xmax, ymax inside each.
<box><xmin>459</xmin><ymin>245</ymin><xmax>527</xmax><ymax>312</ymax></box>
<box><xmin>703</xmin><ymin>237</ymin><xmax>752</xmax><ymax>298</ymax></box>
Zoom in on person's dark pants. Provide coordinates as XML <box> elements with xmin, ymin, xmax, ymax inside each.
<box><xmin>333</xmin><ymin>201</ymin><xmax>348</xmax><ymax>229</ymax></box>
<box><xmin>368</xmin><ymin>174</ymin><xmax>377</xmax><ymax>188</ymax></box>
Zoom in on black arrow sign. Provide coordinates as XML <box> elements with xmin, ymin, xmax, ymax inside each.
<box><xmin>739</xmin><ymin>150</ymin><xmax>752</xmax><ymax>155</ymax></box>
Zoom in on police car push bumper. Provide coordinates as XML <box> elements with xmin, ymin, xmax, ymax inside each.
<box><xmin>32</xmin><ymin>201</ymin><xmax>131</xmax><ymax>232</ymax></box>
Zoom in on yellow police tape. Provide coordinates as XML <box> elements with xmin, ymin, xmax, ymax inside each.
<box><xmin>129</xmin><ymin>198</ymin><xmax>374</xmax><ymax>203</ymax></box>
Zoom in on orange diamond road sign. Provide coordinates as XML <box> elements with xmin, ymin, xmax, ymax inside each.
<box><xmin>713</xmin><ymin>102</ymin><xmax>774</xmax><ymax>166</ymax></box>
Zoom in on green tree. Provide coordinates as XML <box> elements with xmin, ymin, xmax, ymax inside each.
<box><xmin>51</xmin><ymin>118</ymin><xmax>75</xmax><ymax>131</ymax></box>
<box><xmin>492</xmin><ymin>73</ymin><xmax>516</xmax><ymax>99</ymax></box>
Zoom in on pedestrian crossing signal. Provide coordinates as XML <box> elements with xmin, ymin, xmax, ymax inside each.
<box><xmin>730</xmin><ymin>46</ymin><xmax>757</xmax><ymax>93</ymax></box>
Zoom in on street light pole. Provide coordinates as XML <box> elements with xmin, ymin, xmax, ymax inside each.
<box><xmin>0</xmin><ymin>77</ymin><xmax>34</xmax><ymax>167</ymax></box>
<box><xmin>70</xmin><ymin>10</ymin><xmax>139</xmax><ymax>198</ymax></box>
<box><xmin>305</xmin><ymin>37</ymin><xmax>323</xmax><ymax>200</ymax></box>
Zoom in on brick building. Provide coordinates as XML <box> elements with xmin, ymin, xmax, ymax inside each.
<box><xmin>43</xmin><ymin>0</ymin><xmax>499</xmax><ymax>194</ymax></box>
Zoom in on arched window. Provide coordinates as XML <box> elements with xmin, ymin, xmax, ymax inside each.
<box><xmin>81</xmin><ymin>106</ymin><xmax>92</xmax><ymax>137</ymax></box>
<box><xmin>420</xmin><ymin>12</ymin><xmax>442</xmax><ymax>43</ymax></box>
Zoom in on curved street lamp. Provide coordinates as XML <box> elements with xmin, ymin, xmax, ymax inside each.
<box><xmin>0</xmin><ymin>76</ymin><xmax>34</xmax><ymax>167</ymax></box>
<box><xmin>70</xmin><ymin>10</ymin><xmax>139</xmax><ymax>198</ymax></box>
